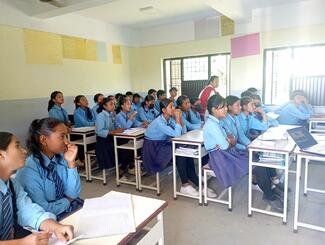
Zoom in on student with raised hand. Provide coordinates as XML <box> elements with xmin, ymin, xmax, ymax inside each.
<box><xmin>176</xmin><ymin>95</ymin><xmax>201</xmax><ymax>131</ymax></box>
<box><xmin>189</xmin><ymin>97</ymin><xmax>202</xmax><ymax>123</ymax></box>
<box><xmin>154</xmin><ymin>90</ymin><xmax>167</xmax><ymax>112</ymax></box>
<box><xmin>92</xmin><ymin>93</ymin><xmax>104</xmax><ymax>117</ymax></box>
<box><xmin>169</xmin><ymin>87</ymin><xmax>178</xmax><ymax>108</ymax></box>
<box><xmin>251</xmin><ymin>94</ymin><xmax>278</xmax><ymax>126</ymax></box>
<box><xmin>237</xmin><ymin>96</ymin><xmax>269</xmax><ymax>140</ymax></box>
<box><xmin>276</xmin><ymin>90</ymin><xmax>312</xmax><ymax>126</ymax></box>
<box><xmin>142</xmin><ymin>99</ymin><xmax>216</xmax><ymax>197</ymax></box>
<box><xmin>95</xmin><ymin>97</ymin><xmax>126</xmax><ymax>170</ymax></box>
<box><xmin>16</xmin><ymin>118</ymin><xmax>83</xmax><ymax>221</ymax></box>
<box><xmin>0</xmin><ymin>132</ymin><xmax>74</xmax><ymax>244</ymax></box>
<box><xmin>137</xmin><ymin>95</ymin><xmax>159</xmax><ymax>123</ymax></box>
<box><xmin>73</xmin><ymin>95</ymin><xmax>95</xmax><ymax>128</ymax></box>
<box><xmin>48</xmin><ymin>91</ymin><xmax>70</xmax><ymax>125</ymax></box>
<box><xmin>220</xmin><ymin>95</ymin><xmax>251</xmax><ymax>151</ymax></box>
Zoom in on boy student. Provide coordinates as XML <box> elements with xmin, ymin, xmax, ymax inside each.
<box><xmin>154</xmin><ymin>90</ymin><xmax>167</xmax><ymax>112</ymax></box>
<box><xmin>169</xmin><ymin>87</ymin><xmax>178</xmax><ymax>108</ymax></box>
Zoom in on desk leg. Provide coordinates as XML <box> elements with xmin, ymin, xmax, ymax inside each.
<box><xmin>114</xmin><ymin>136</ymin><xmax>120</xmax><ymax>187</ymax></box>
<box><xmin>283</xmin><ymin>153</ymin><xmax>289</xmax><ymax>224</ymax></box>
<box><xmin>172</xmin><ymin>142</ymin><xmax>177</xmax><ymax>199</ymax></box>
<box><xmin>304</xmin><ymin>159</ymin><xmax>309</xmax><ymax>195</ymax></box>
<box><xmin>83</xmin><ymin>134</ymin><xmax>89</xmax><ymax>181</ymax></box>
<box><xmin>198</xmin><ymin>145</ymin><xmax>202</xmax><ymax>205</ymax></box>
<box><xmin>133</xmin><ymin>139</ymin><xmax>139</xmax><ymax>190</ymax></box>
<box><xmin>294</xmin><ymin>155</ymin><xmax>302</xmax><ymax>232</ymax></box>
<box><xmin>248</xmin><ymin>149</ymin><xmax>253</xmax><ymax>217</ymax></box>
<box><xmin>158</xmin><ymin>212</ymin><xmax>164</xmax><ymax>245</ymax></box>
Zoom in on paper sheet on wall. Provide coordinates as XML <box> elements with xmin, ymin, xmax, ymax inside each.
<box><xmin>231</xmin><ymin>33</ymin><xmax>260</xmax><ymax>58</ymax></box>
<box><xmin>62</xmin><ymin>36</ymin><xmax>86</xmax><ymax>60</ymax></box>
<box><xmin>85</xmin><ymin>39</ymin><xmax>97</xmax><ymax>61</ymax></box>
<box><xmin>24</xmin><ymin>29</ymin><xmax>62</xmax><ymax>64</ymax></box>
<box><xmin>220</xmin><ymin>15</ymin><xmax>235</xmax><ymax>36</ymax></box>
<box><xmin>112</xmin><ymin>45</ymin><xmax>122</xmax><ymax>64</ymax></box>
<box><xmin>96</xmin><ymin>41</ymin><xmax>107</xmax><ymax>62</ymax></box>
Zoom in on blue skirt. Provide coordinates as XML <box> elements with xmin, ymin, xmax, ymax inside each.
<box><xmin>95</xmin><ymin>136</ymin><xmax>115</xmax><ymax>170</ymax></box>
<box><xmin>208</xmin><ymin>147</ymin><xmax>249</xmax><ymax>189</ymax></box>
<box><xmin>142</xmin><ymin>139</ymin><xmax>172</xmax><ymax>175</ymax></box>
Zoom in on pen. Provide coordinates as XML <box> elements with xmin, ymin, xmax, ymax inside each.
<box><xmin>23</xmin><ymin>226</ymin><xmax>40</xmax><ymax>233</ymax></box>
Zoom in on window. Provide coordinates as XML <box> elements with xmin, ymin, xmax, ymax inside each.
<box><xmin>164</xmin><ymin>53</ymin><xmax>230</xmax><ymax>99</ymax></box>
<box><xmin>264</xmin><ymin>44</ymin><xmax>325</xmax><ymax>106</ymax></box>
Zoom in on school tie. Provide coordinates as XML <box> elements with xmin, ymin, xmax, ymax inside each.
<box><xmin>60</xmin><ymin>108</ymin><xmax>67</xmax><ymax>122</ymax></box>
<box><xmin>245</xmin><ymin>117</ymin><xmax>249</xmax><ymax>135</ymax></box>
<box><xmin>1</xmin><ymin>188</ymin><xmax>14</xmax><ymax>240</ymax></box>
<box><xmin>47</xmin><ymin>161</ymin><xmax>65</xmax><ymax>200</ymax></box>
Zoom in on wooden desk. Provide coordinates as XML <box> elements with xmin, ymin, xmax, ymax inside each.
<box><xmin>112</xmin><ymin>128</ymin><xmax>146</xmax><ymax>190</ymax></box>
<box><xmin>171</xmin><ymin>129</ymin><xmax>207</xmax><ymax>205</ymax></box>
<box><xmin>248</xmin><ymin>125</ymin><xmax>296</xmax><ymax>224</ymax></box>
<box><xmin>60</xmin><ymin>191</ymin><xmax>167</xmax><ymax>245</ymax></box>
<box><xmin>68</xmin><ymin>127</ymin><xmax>96</xmax><ymax>181</ymax></box>
<box><xmin>309</xmin><ymin>116</ymin><xmax>325</xmax><ymax>134</ymax></box>
<box><xmin>293</xmin><ymin>135</ymin><xmax>325</xmax><ymax>233</ymax></box>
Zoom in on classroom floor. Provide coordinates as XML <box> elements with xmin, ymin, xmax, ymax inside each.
<box><xmin>79</xmin><ymin>160</ymin><xmax>325</xmax><ymax>245</ymax></box>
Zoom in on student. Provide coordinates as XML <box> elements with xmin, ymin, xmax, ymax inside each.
<box><xmin>176</xmin><ymin>95</ymin><xmax>201</xmax><ymax>131</ymax></box>
<box><xmin>154</xmin><ymin>90</ymin><xmax>167</xmax><ymax>112</ymax></box>
<box><xmin>220</xmin><ymin>95</ymin><xmax>251</xmax><ymax>151</ymax></box>
<box><xmin>0</xmin><ymin>132</ymin><xmax>74</xmax><ymax>243</ymax></box>
<box><xmin>95</xmin><ymin>98</ymin><xmax>125</xmax><ymax>170</ymax></box>
<box><xmin>48</xmin><ymin>91</ymin><xmax>70</xmax><ymax>125</ymax></box>
<box><xmin>169</xmin><ymin>87</ymin><xmax>178</xmax><ymax>108</ymax></box>
<box><xmin>137</xmin><ymin>95</ymin><xmax>159</xmax><ymax>123</ymax></box>
<box><xmin>132</xmin><ymin>93</ymin><xmax>142</xmax><ymax>112</ymax></box>
<box><xmin>203</xmin><ymin>95</ymin><xmax>283</xmax><ymax>211</ymax></box>
<box><xmin>198</xmin><ymin>75</ymin><xmax>219</xmax><ymax>120</ymax></box>
<box><xmin>276</xmin><ymin>90</ymin><xmax>312</xmax><ymax>126</ymax></box>
<box><xmin>247</xmin><ymin>87</ymin><xmax>258</xmax><ymax>95</ymax></box>
<box><xmin>251</xmin><ymin>94</ymin><xmax>278</xmax><ymax>126</ymax></box>
<box><xmin>92</xmin><ymin>93</ymin><xmax>104</xmax><ymax>117</ymax></box>
<box><xmin>189</xmin><ymin>97</ymin><xmax>202</xmax><ymax>122</ymax></box>
<box><xmin>237</xmin><ymin>96</ymin><xmax>269</xmax><ymax>140</ymax></box>
<box><xmin>240</xmin><ymin>90</ymin><xmax>254</xmax><ymax>98</ymax></box>
<box><xmin>73</xmin><ymin>95</ymin><xmax>95</xmax><ymax>128</ymax></box>
<box><xmin>147</xmin><ymin>89</ymin><xmax>157</xmax><ymax>100</ymax></box>
<box><xmin>16</xmin><ymin>118</ymin><xmax>83</xmax><ymax>221</ymax></box>
<box><xmin>142</xmin><ymin>99</ymin><xmax>216</xmax><ymax>197</ymax></box>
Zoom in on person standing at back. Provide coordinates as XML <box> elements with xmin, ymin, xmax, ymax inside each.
<box><xmin>198</xmin><ymin>75</ymin><xmax>219</xmax><ymax>120</ymax></box>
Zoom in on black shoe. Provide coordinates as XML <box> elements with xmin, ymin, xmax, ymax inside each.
<box><xmin>263</xmin><ymin>194</ymin><xmax>284</xmax><ymax>213</ymax></box>
<box><xmin>275</xmin><ymin>182</ymin><xmax>291</xmax><ymax>192</ymax></box>
<box><xmin>273</xmin><ymin>187</ymin><xmax>284</xmax><ymax>200</ymax></box>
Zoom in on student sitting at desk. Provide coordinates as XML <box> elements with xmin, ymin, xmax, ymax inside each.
<box><xmin>203</xmin><ymin>95</ymin><xmax>284</xmax><ymax>211</ymax></box>
<box><xmin>16</xmin><ymin>118</ymin><xmax>83</xmax><ymax>221</ymax></box>
<box><xmin>276</xmin><ymin>90</ymin><xmax>313</xmax><ymax>126</ymax></box>
<box><xmin>73</xmin><ymin>95</ymin><xmax>96</xmax><ymax>128</ymax></box>
<box><xmin>220</xmin><ymin>95</ymin><xmax>251</xmax><ymax>151</ymax></box>
<box><xmin>0</xmin><ymin>132</ymin><xmax>74</xmax><ymax>243</ymax></box>
<box><xmin>147</xmin><ymin>88</ymin><xmax>157</xmax><ymax>100</ymax></box>
<box><xmin>132</xmin><ymin>93</ymin><xmax>142</xmax><ymax>112</ymax></box>
<box><xmin>176</xmin><ymin>95</ymin><xmax>201</xmax><ymax>131</ymax></box>
<box><xmin>154</xmin><ymin>90</ymin><xmax>167</xmax><ymax>112</ymax></box>
<box><xmin>48</xmin><ymin>91</ymin><xmax>70</xmax><ymax>125</ymax></box>
<box><xmin>189</xmin><ymin>97</ymin><xmax>202</xmax><ymax>122</ymax></box>
<box><xmin>169</xmin><ymin>87</ymin><xmax>178</xmax><ymax>108</ymax></box>
<box><xmin>95</xmin><ymin>97</ymin><xmax>127</xmax><ymax>170</ymax></box>
<box><xmin>92</xmin><ymin>93</ymin><xmax>104</xmax><ymax>117</ymax></box>
<box><xmin>251</xmin><ymin>94</ymin><xmax>278</xmax><ymax>127</ymax></box>
<box><xmin>237</xmin><ymin>96</ymin><xmax>269</xmax><ymax>140</ymax></box>
<box><xmin>142</xmin><ymin>99</ymin><xmax>216</xmax><ymax>197</ymax></box>
<box><xmin>137</xmin><ymin>95</ymin><xmax>159</xmax><ymax>123</ymax></box>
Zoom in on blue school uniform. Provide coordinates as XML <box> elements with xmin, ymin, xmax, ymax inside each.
<box><xmin>276</xmin><ymin>102</ymin><xmax>311</xmax><ymax>125</ymax></box>
<box><xmin>16</xmin><ymin>153</ymin><xmax>81</xmax><ymax>219</ymax></box>
<box><xmin>0</xmin><ymin>178</ymin><xmax>56</xmax><ymax>236</ymax></box>
<box><xmin>73</xmin><ymin>107</ymin><xmax>95</xmax><ymax>127</ymax></box>
<box><xmin>115</xmin><ymin>111</ymin><xmax>142</xmax><ymax>129</ymax></box>
<box><xmin>154</xmin><ymin>100</ymin><xmax>161</xmax><ymax>112</ymax></box>
<box><xmin>92</xmin><ymin>104</ymin><xmax>100</xmax><ymax>117</ymax></box>
<box><xmin>182</xmin><ymin>110</ymin><xmax>201</xmax><ymax>131</ymax></box>
<box><xmin>49</xmin><ymin>105</ymin><xmax>69</xmax><ymax>123</ymax></box>
<box><xmin>131</xmin><ymin>102</ymin><xmax>141</xmax><ymax>112</ymax></box>
<box><xmin>220</xmin><ymin>113</ymin><xmax>251</xmax><ymax>151</ymax></box>
<box><xmin>253</xmin><ymin>112</ymin><xmax>279</xmax><ymax>127</ymax></box>
<box><xmin>137</xmin><ymin>106</ymin><xmax>159</xmax><ymax>123</ymax></box>
<box><xmin>237</xmin><ymin>112</ymin><xmax>269</xmax><ymax>138</ymax></box>
<box><xmin>95</xmin><ymin>111</ymin><xmax>115</xmax><ymax>138</ymax></box>
<box><xmin>203</xmin><ymin>115</ymin><xmax>249</xmax><ymax>188</ymax></box>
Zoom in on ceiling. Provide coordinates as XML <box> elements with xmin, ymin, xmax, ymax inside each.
<box><xmin>14</xmin><ymin>0</ymin><xmax>312</xmax><ymax>29</ymax></box>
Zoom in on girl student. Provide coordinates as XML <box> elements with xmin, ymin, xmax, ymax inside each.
<box><xmin>189</xmin><ymin>97</ymin><xmax>202</xmax><ymax>123</ymax></box>
<box><xmin>48</xmin><ymin>91</ymin><xmax>70</xmax><ymax>125</ymax></box>
<box><xmin>0</xmin><ymin>132</ymin><xmax>74</xmax><ymax>244</ymax></box>
<box><xmin>73</xmin><ymin>95</ymin><xmax>95</xmax><ymax>128</ymax></box>
<box><xmin>250</xmin><ymin>94</ymin><xmax>278</xmax><ymax>126</ymax></box>
<box><xmin>176</xmin><ymin>95</ymin><xmax>201</xmax><ymax>131</ymax></box>
<box><xmin>92</xmin><ymin>93</ymin><xmax>104</xmax><ymax>116</ymax></box>
<box><xmin>142</xmin><ymin>98</ymin><xmax>216</xmax><ymax>197</ymax></box>
<box><xmin>203</xmin><ymin>94</ymin><xmax>284</xmax><ymax>212</ymax></box>
<box><xmin>95</xmin><ymin>97</ymin><xmax>130</xmax><ymax>171</ymax></box>
<box><xmin>137</xmin><ymin>95</ymin><xmax>159</xmax><ymax>123</ymax></box>
<box><xmin>16</xmin><ymin>118</ymin><xmax>83</xmax><ymax>221</ymax></box>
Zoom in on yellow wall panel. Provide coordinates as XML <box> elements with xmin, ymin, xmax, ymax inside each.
<box><xmin>86</xmin><ymin>39</ymin><xmax>97</xmax><ymax>61</ymax></box>
<box><xmin>112</xmin><ymin>45</ymin><xmax>122</xmax><ymax>64</ymax></box>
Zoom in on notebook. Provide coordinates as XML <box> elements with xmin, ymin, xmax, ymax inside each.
<box><xmin>287</xmin><ymin>126</ymin><xmax>325</xmax><ymax>156</ymax></box>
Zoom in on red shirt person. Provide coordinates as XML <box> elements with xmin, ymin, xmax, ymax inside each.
<box><xmin>198</xmin><ymin>75</ymin><xmax>220</xmax><ymax>120</ymax></box>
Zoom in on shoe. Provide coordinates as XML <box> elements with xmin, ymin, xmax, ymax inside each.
<box><xmin>252</xmin><ymin>183</ymin><xmax>264</xmax><ymax>193</ymax></box>
<box><xmin>120</xmin><ymin>175</ymin><xmax>130</xmax><ymax>182</ymax></box>
<box><xmin>128</xmin><ymin>167</ymin><xmax>136</xmax><ymax>175</ymax></box>
<box><xmin>119</xmin><ymin>168</ymin><xmax>125</xmax><ymax>178</ymax></box>
<box><xmin>273</xmin><ymin>187</ymin><xmax>284</xmax><ymax>200</ymax></box>
<box><xmin>263</xmin><ymin>195</ymin><xmax>283</xmax><ymax>213</ymax></box>
<box><xmin>140</xmin><ymin>167</ymin><xmax>147</xmax><ymax>176</ymax></box>
<box><xmin>203</xmin><ymin>187</ymin><xmax>217</xmax><ymax>198</ymax></box>
<box><xmin>180</xmin><ymin>185</ymin><xmax>199</xmax><ymax>197</ymax></box>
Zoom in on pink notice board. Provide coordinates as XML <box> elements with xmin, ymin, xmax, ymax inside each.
<box><xmin>231</xmin><ymin>33</ymin><xmax>260</xmax><ymax>58</ymax></box>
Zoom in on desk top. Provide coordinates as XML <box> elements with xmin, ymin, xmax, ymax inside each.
<box><xmin>248</xmin><ymin>125</ymin><xmax>297</xmax><ymax>153</ymax></box>
<box><xmin>70</xmin><ymin>126</ymin><xmax>95</xmax><ymax>134</ymax></box>
<box><xmin>112</xmin><ymin>128</ymin><xmax>146</xmax><ymax>138</ymax></box>
<box><xmin>61</xmin><ymin>191</ymin><xmax>167</xmax><ymax>245</ymax></box>
<box><xmin>172</xmin><ymin>129</ymin><xmax>203</xmax><ymax>144</ymax></box>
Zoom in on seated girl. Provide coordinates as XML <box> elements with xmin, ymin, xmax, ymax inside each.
<box><xmin>48</xmin><ymin>91</ymin><xmax>70</xmax><ymax>125</ymax></box>
<box><xmin>16</xmin><ymin>118</ymin><xmax>83</xmax><ymax>221</ymax></box>
<box><xmin>142</xmin><ymin>99</ymin><xmax>216</xmax><ymax>197</ymax></box>
<box><xmin>251</xmin><ymin>94</ymin><xmax>278</xmax><ymax>127</ymax></box>
<box><xmin>73</xmin><ymin>95</ymin><xmax>95</xmax><ymax>128</ymax></box>
<box><xmin>189</xmin><ymin>97</ymin><xmax>202</xmax><ymax>123</ymax></box>
<box><xmin>176</xmin><ymin>95</ymin><xmax>201</xmax><ymax>131</ymax></box>
<box><xmin>137</xmin><ymin>95</ymin><xmax>159</xmax><ymax>123</ymax></box>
